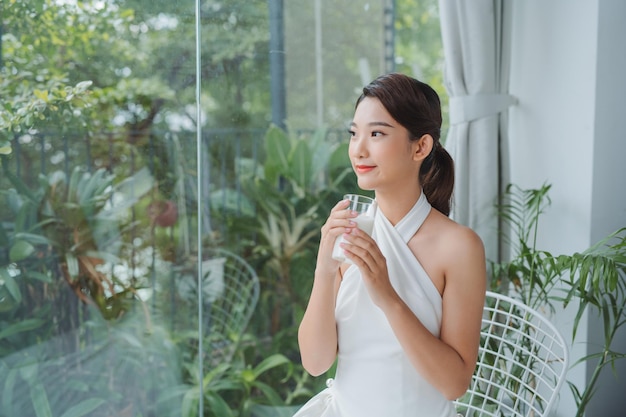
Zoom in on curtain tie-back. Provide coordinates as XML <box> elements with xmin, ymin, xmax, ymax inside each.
<box><xmin>449</xmin><ymin>93</ymin><xmax>517</xmax><ymax>125</ymax></box>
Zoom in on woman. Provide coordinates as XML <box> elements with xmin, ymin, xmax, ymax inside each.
<box><xmin>295</xmin><ymin>73</ymin><xmax>486</xmax><ymax>417</ymax></box>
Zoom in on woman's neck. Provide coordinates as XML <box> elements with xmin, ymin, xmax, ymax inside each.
<box><xmin>374</xmin><ymin>187</ymin><xmax>422</xmax><ymax>226</ymax></box>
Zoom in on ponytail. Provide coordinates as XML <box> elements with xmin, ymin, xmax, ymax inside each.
<box><xmin>420</xmin><ymin>144</ymin><xmax>454</xmax><ymax>216</ymax></box>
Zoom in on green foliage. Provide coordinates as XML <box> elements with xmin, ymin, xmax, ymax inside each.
<box><xmin>0</xmin><ymin>162</ymin><xmax>154</xmax><ymax>367</ymax></box>
<box><xmin>179</xmin><ymin>340</ymin><xmax>299</xmax><ymax>417</ymax></box>
<box><xmin>555</xmin><ymin>230</ymin><xmax>626</xmax><ymax>416</ymax></box>
<box><xmin>2</xmin><ymin>0</ymin><xmax>128</xmax><ymax>145</ymax></box>
<box><xmin>0</xmin><ymin>305</ymin><xmax>183</xmax><ymax>417</ymax></box>
<box><xmin>116</xmin><ymin>0</ymin><xmax>271</xmax><ymax>128</ymax></box>
<box><xmin>492</xmin><ymin>183</ymin><xmax>626</xmax><ymax>417</ymax></box>
<box><xmin>395</xmin><ymin>0</ymin><xmax>445</xmax><ymax>86</ymax></box>
<box><xmin>237</xmin><ymin>126</ymin><xmax>354</xmax><ymax>336</ymax></box>
<box><xmin>189</xmin><ymin>125</ymin><xmax>354</xmax><ymax>413</ymax></box>
<box><xmin>490</xmin><ymin>183</ymin><xmax>557</xmax><ymax>309</ymax></box>
<box><xmin>283</xmin><ymin>0</ymin><xmax>387</xmax><ymax>129</ymax></box>
<box><xmin>395</xmin><ymin>0</ymin><xmax>448</xmax><ymax>136</ymax></box>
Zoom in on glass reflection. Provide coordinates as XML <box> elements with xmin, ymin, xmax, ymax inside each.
<box><xmin>0</xmin><ymin>0</ymin><xmax>443</xmax><ymax>415</ymax></box>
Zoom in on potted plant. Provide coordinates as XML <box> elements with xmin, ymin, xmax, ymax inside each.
<box><xmin>490</xmin><ymin>183</ymin><xmax>626</xmax><ymax>417</ymax></box>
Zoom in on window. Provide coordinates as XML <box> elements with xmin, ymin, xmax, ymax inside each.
<box><xmin>0</xmin><ymin>1</ymin><xmax>443</xmax><ymax>415</ymax></box>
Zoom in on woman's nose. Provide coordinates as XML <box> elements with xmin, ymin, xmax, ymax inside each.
<box><xmin>350</xmin><ymin>135</ymin><xmax>368</xmax><ymax>157</ymax></box>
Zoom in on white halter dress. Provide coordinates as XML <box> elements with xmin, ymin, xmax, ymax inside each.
<box><xmin>293</xmin><ymin>193</ymin><xmax>458</xmax><ymax>417</ymax></box>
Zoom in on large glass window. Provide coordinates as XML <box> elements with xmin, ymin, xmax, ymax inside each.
<box><xmin>0</xmin><ymin>1</ymin><xmax>443</xmax><ymax>415</ymax></box>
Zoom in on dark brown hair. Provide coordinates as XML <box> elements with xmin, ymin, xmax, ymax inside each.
<box><xmin>356</xmin><ymin>73</ymin><xmax>454</xmax><ymax>216</ymax></box>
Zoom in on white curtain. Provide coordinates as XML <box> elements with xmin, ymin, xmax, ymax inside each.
<box><xmin>438</xmin><ymin>0</ymin><xmax>515</xmax><ymax>264</ymax></box>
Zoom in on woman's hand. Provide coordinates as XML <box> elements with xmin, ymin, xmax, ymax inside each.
<box><xmin>339</xmin><ymin>228</ymin><xmax>399</xmax><ymax>307</ymax></box>
<box><xmin>315</xmin><ymin>199</ymin><xmax>358</xmax><ymax>277</ymax></box>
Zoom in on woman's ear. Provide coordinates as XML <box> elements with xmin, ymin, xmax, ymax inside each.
<box><xmin>413</xmin><ymin>134</ymin><xmax>434</xmax><ymax>161</ymax></box>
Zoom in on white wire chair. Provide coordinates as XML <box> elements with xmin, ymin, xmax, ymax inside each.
<box><xmin>202</xmin><ymin>248</ymin><xmax>260</xmax><ymax>367</ymax></box>
<box><xmin>454</xmin><ymin>291</ymin><xmax>569</xmax><ymax>417</ymax></box>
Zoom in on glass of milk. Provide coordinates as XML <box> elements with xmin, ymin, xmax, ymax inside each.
<box><xmin>332</xmin><ymin>194</ymin><xmax>377</xmax><ymax>263</ymax></box>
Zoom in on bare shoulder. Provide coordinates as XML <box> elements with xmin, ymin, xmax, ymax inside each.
<box><xmin>412</xmin><ymin>209</ymin><xmax>486</xmax><ymax>295</ymax></box>
<box><xmin>446</xmin><ymin>221</ymin><xmax>484</xmax><ymax>261</ymax></box>
<box><xmin>425</xmin><ymin>209</ymin><xmax>484</xmax><ymax>258</ymax></box>
<box><xmin>423</xmin><ymin>210</ymin><xmax>486</xmax><ymax>287</ymax></box>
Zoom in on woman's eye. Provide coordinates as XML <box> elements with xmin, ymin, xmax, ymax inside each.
<box><xmin>348</xmin><ymin>130</ymin><xmax>356</xmax><ymax>138</ymax></box>
<box><xmin>371</xmin><ymin>131</ymin><xmax>383</xmax><ymax>137</ymax></box>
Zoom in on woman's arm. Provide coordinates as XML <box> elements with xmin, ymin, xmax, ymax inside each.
<box><xmin>341</xmin><ymin>221</ymin><xmax>486</xmax><ymax>399</ymax></box>
<box><xmin>298</xmin><ymin>200</ymin><xmax>357</xmax><ymax>376</ymax></box>
<box><xmin>297</xmin><ymin>267</ymin><xmax>342</xmax><ymax>376</ymax></box>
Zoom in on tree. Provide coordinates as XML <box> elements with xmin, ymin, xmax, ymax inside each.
<box><xmin>395</xmin><ymin>0</ymin><xmax>448</xmax><ymax>135</ymax></box>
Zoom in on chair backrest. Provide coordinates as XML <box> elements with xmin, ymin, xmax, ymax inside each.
<box><xmin>202</xmin><ymin>248</ymin><xmax>260</xmax><ymax>367</ymax></box>
<box><xmin>454</xmin><ymin>291</ymin><xmax>569</xmax><ymax>417</ymax></box>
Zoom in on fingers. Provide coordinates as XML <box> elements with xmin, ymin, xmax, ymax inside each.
<box><xmin>339</xmin><ymin>228</ymin><xmax>380</xmax><ymax>269</ymax></box>
<box><xmin>321</xmin><ymin>199</ymin><xmax>358</xmax><ymax>236</ymax></box>
<box><xmin>339</xmin><ymin>229</ymin><xmax>395</xmax><ymax>306</ymax></box>
<box><xmin>317</xmin><ymin>199</ymin><xmax>359</xmax><ymax>273</ymax></box>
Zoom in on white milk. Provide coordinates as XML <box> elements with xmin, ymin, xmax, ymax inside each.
<box><xmin>332</xmin><ymin>213</ymin><xmax>375</xmax><ymax>263</ymax></box>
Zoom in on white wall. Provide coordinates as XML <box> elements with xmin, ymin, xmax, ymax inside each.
<box><xmin>508</xmin><ymin>0</ymin><xmax>626</xmax><ymax>416</ymax></box>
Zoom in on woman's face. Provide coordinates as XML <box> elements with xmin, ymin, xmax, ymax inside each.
<box><xmin>349</xmin><ymin>97</ymin><xmax>421</xmax><ymax>193</ymax></box>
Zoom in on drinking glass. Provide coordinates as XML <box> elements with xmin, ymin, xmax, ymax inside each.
<box><xmin>331</xmin><ymin>194</ymin><xmax>377</xmax><ymax>263</ymax></box>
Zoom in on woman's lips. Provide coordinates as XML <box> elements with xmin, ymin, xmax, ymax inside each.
<box><xmin>355</xmin><ymin>165</ymin><xmax>375</xmax><ymax>174</ymax></box>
